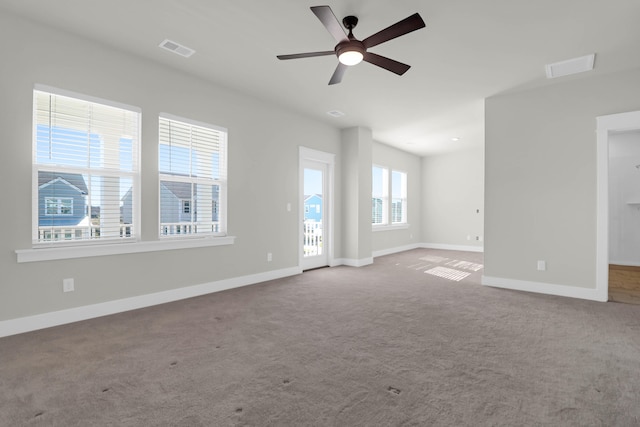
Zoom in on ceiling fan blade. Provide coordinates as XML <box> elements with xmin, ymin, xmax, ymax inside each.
<box><xmin>311</xmin><ymin>5</ymin><xmax>349</xmax><ymax>43</ymax></box>
<box><xmin>329</xmin><ymin>63</ymin><xmax>348</xmax><ymax>85</ymax></box>
<box><xmin>363</xmin><ymin>52</ymin><xmax>411</xmax><ymax>75</ymax></box>
<box><xmin>277</xmin><ymin>51</ymin><xmax>335</xmax><ymax>60</ymax></box>
<box><xmin>362</xmin><ymin>13</ymin><xmax>425</xmax><ymax>49</ymax></box>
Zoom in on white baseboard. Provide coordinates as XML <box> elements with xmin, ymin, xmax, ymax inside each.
<box><xmin>421</xmin><ymin>243</ymin><xmax>484</xmax><ymax>253</ymax></box>
<box><xmin>331</xmin><ymin>257</ymin><xmax>374</xmax><ymax>267</ymax></box>
<box><xmin>372</xmin><ymin>243</ymin><xmax>421</xmax><ymax>258</ymax></box>
<box><xmin>482</xmin><ymin>275</ymin><xmax>607</xmax><ymax>302</ymax></box>
<box><xmin>0</xmin><ymin>266</ymin><xmax>302</xmax><ymax>338</ymax></box>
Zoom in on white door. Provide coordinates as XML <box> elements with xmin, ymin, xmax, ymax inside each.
<box><xmin>300</xmin><ymin>147</ymin><xmax>334</xmax><ymax>271</ymax></box>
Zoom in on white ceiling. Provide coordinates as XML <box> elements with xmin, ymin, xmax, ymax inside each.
<box><xmin>2</xmin><ymin>0</ymin><xmax>639</xmax><ymax>156</ymax></box>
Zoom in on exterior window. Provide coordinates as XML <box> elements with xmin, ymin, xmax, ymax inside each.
<box><xmin>372</xmin><ymin>165</ymin><xmax>388</xmax><ymax>225</ymax></box>
<box><xmin>45</xmin><ymin>197</ymin><xmax>73</xmax><ymax>215</ymax></box>
<box><xmin>372</xmin><ymin>166</ymin><xmax>407</xmax><ymax>226</ymax></box>
<box><xmin>33</xmin><ymin>86</ymin><xmax>140</xmax><ymax>244</ymax></box>
<box><xmin>391</xmin><ymin>170</ymin><xmax>407</xmax><ymax>224</ymax></box>
<box><xmin>159</xmin><ymin>114</ymin><xmax>227</xmax><ymax>237</ymax></box>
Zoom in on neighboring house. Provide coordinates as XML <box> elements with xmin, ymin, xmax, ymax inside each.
<box><xmin>159</xmin><ymin>181</ymin><xmax>194</xmax><ymax>224</ymax></box>
<box><xmin>372</xmin><ymin>197</ymin><xmax>383</xmax><ymax>223</ymax></box>
<box><xmin>121</xmin><ymin>187</ymin><xmax>133</xmax><ymax>225</ymax></box>
<box><xmin>122</xmin><ymin>182</ymin><xmax>219</xmax><ymax>225</ymax></box>
<box><xmin>38</xmin><ymin>172</ymin><xmax>88</xmax><ymax>227</ymax></box>
<box><xmin>391</xmin><ymin>200</ymin><xmax>403</xmax><ymax>223</ymax></box>
<box><xmin>304</xmin><ymin>194</ymin><xmax>322</xmax><ymax>222</ymax></box>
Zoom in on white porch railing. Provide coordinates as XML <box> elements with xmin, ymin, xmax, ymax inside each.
<box><xmin>38</xmin><ymin>224</ymin><xmax>132</xmax><ymax>242</ymax></box>
<box><xmin>160</xmin><ymin>222</ymin><xmax>221</xmax><ymax>236</ymax></box>
<box><xmin>304</xmin><ymin>220</ymin><xmax>322</xmax><ymax>257</ymax></box>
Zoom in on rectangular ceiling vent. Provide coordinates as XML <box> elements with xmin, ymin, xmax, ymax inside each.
<box><xmin>159</xmin><ymin>39</ymin><xmax>195</xmax><ymax>58</ymax></box>
<box><xmin>327</xmin><ymin>110</ymin><xmax>345</xmax><ymax>118</ymax></box>
<box><xmin>545</xmin><ymin>54</ymin><xmax>595</xmax><ymax>79</ymax></box>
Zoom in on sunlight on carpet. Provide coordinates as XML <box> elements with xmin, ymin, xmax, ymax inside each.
<box><xmin>445</xmin><ymin>260</ymin><xmax>484</xmax><ymax>271</ymax></box>
<box><xmin>425</xmin><ymin>266</ymin><xmax>471</xmax><ymax>281</ymax></box>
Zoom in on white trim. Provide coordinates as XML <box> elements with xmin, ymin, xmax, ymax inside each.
<box><xmin>482</xmin><ymin>275</ymin><xmax>606</xmax><ymax>302</ymax></box>
<box><xmin>159</xmin><ymin>112</ymin><xmax>228</xmax><ymax>134</ymax></box>
<box><xmin>299</xmin><ymin>147</ymin><xmax>336</xmax><ymax>164</ymax></box>
<box><xmin>372</xmin><ymin>223</ymin><xmax>410</xmax><ymax>232</ymax></box>
<box><xmin>0</xmin><ymin>265</ymin><xmax>301</xmax><ymax>338</ymax></box>
<box><xmin>34</xmin><ymin>84</ymin><xmax>141</xmax><ymax>113</ymax></box>
<box><xmin>299</xmin><ymin>147</ymin><xmax>336</xmax><ymax>270</ymax></box>
<box><xmin>420</xmin><ymin>242</ymin><xmax>484</xmax><ymax>253</ymax></box>
<box><xmin>331</xmin><ymin>257</ymin><xmax>374</xmax><ymax>267</ymax></box>
<box><xmin>372</xmin><ymin>243</ymin><xmax>421</xmax><ymax>258</ymax></box>
<box><xmin>39</xmin><ymin>177</ymin><xmax>84</xmax><ymax>194</ymax></box>
<box><xmin>596</xmin><ymin>110</ymin><xmax>640</xmax><ymax>303</ymax></box>
<box><xmin>16</xmin><ymin>236</ymin><xmax>236</xmax><ymax>263</ymax></box>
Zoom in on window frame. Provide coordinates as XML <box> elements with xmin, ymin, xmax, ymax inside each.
<box><xmin>158</xmin><ymin>113</ymin><xmax>228</xmax><ymax>239</ymax></box>
<box><xmin>32</xmin><ymin>84</ymin><xmax>141</xmax><ymax>248</ymax></box>
<box><xmin>372</xmin><ymin>165</ymin><xmax>409</xmax><ymax>231</ymax></box>
<box><xmin>371</xmin><ymin>165</ymin><xmax>389</xmax><ymax>226</ymax></box>
<box><xmin>18</xmin><ymin>85</ymin><xmax>235</xmax><ymax>263</ymax></box>
<box><xmin>391</xmin><ymin>170</ymin><xmax>408</xmax><ymax>225</ymax></box>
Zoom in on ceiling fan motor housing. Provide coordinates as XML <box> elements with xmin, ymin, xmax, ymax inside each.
<box><xmin>335</xmin><ymin>39</ymin><xmax>365</xmax><ymax>58</ymax></box>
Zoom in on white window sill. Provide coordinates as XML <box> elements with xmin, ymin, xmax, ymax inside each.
<box><xmin>372</xmin><ymin>223</ymin><xmax>410</xmax><ymax>232</ymax></box>
<box><xmin>15</xmin><ymin>236</ymin><xmax>236</xmax><ymax>263</ymax></box>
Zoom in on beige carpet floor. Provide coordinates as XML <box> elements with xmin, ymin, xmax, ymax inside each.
<box><xmin>1</xmin><ymin>249</ymin><xmax>639</xmax><ymax>426</ymax></box>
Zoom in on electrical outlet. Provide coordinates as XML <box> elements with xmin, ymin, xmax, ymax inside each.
<box><xmin>63</xmin><ymin>278</ymin><xmax>74</xmax><ymax>292</ymax></box>
<box><xmin>537</xmin><ymin>260</ymin><xmax>546</xmax><ymax>271</ymax></box>
<box><xmin>267</xmin><ymin>252</ymin><xmax>273</xmax><ymax>262</ymax></box>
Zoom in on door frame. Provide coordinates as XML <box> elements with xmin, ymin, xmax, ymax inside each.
<box><xmin>299</xmin><ymin>146</ymin><xmax>335</xmax><ymax>270</ymax></box>
<box><xmin>596</xmin><ymin>110</ymin><xmax>640</xmax><ymax>301</ymax></box>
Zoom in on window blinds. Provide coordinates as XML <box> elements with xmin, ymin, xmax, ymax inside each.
<box><xmin>158</xmin><ymin>114</ymin><xmax>227</xmax><ymax>237</ymax></box>
<box><xmin>33</xmin><ymin>87</ymin><xmax>141</xmax><ymax>244</ymax></box>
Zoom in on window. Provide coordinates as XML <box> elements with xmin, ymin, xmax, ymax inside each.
<box><xmin>372</xmin><ymin>166</ymin><xmax>407</xmax><ymax>226</ymax></box>
<box><xmin>159</xmin><ymin>114</ymin><xmax>227</xmax><ymax>237</ymax></box>
<box><xmin>391</xmin><ymin>170</ymin><xmax>407</xmax><ymax>224</ymax></box>
<box><xmin>372</xmin><ymin>165</ymin><xmax>388</xmax><ymax>225</ymax></box>
<box><xmin>33</xmin><ymin>86</ymin><xmax>140</xmax><ymax>245</ymax></box>
<box><xmin>44</xmin><ymin>198</ymin><xmax>73</xmax><ymax>216</ymax></box>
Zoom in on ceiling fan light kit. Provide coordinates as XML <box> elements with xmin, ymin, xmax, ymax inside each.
<box><xmin>337</xmin><ymin>41</ymin><xmax>364</xmax><ymax>66</ymax></box>
<box><xmin>277</xmin><ymin>5</ymin><xmax>425</xmax><ymax>85</ymax></box>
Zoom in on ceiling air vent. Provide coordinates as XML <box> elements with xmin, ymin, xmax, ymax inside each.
<box><xmin>159</xmin><ymin>39</ymin><xmax>195</xmax><ymax>58</ymax></box>
<box><xmin>327</xmin><ymin>110</ymin><xmax>345</xmax><ymax>118</ymax></box>
<box><xmin>545</xmin><ymin>54</ymin><xmax>595</xmax><ymax>79</ymax></box>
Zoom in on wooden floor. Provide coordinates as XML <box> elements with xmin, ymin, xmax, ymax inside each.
<box><xmin>609</xmin><ymin>264</ymin><xmax>640</xmax><ymax>304</ymax></box>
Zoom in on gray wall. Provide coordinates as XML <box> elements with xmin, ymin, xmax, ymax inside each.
<box><xmin>372</xmin><ymin>141</ymin><xmax>422</xmax><ymax>253</ymax></box>
<box><xmin>0</xmin><ymin>12</ymin><xmax>343</xmax><ymax>321</ymax></box>
<box><xmin>421</xmin><ymin>147</ymin><xmax>484</xmax><ymax>248</ymax></box>
<box><xmin>485</xmin><ymin>67</ymin><xmax>640</xmax><ymax>288</ymax></box>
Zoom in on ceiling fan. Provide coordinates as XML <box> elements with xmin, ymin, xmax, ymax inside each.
<box><xmin>277</xmin><ymin>5</ymin><xmax>426</xmax><ymax>85</ymax></box>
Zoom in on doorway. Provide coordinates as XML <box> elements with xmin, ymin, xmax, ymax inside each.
<box><xmin>596</xmin><ymin>111</ymin><xmax>640</xmax><ymax>303</ymax></box>
<box><xmin>300</xmin><ymin>147</ymin><xmax>334</xmax><ymax>271</ymax></box>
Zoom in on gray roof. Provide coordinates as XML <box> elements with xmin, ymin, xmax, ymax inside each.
<box><xmin>161</xmin><ymin>181</ymin><xmax>192</xmax><ymax>200</ymax></box>
<box><xmin>161</xmin><ymin>181</ymin><xmax>220</xmax><ymax>200</ymax></box>
<box><xmin>38</xmin><ymin>172</ymin><xmax>88</xmax><ymax>194</ymax></box>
